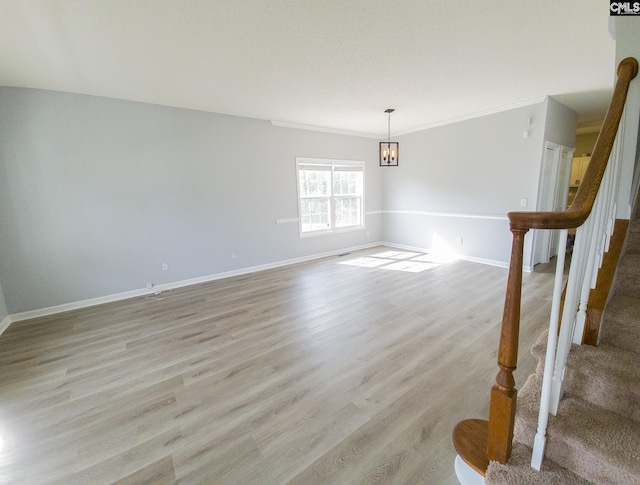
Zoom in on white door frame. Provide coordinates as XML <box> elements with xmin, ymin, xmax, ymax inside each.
<box><xmin>549</xmin><ymin>146</ymin><xmax>574</xmax><ymax>256</ymax></box>
<box><xmin>532</xmin><ymin>142</ymin><xmax>574</xmax><ymax>267</ymax></box>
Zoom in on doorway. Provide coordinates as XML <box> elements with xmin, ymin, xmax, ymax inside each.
<box><xmin>532</xmin><ymin>142</ymin><xmax>574</xmax><ymax>267</ymax></box>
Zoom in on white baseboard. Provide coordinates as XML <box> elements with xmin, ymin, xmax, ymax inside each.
<box><xmin>6</xmin><ymin>241</ymin><xmax>515</xmax><ymax>325</ymax></box>
<box><xmin>465</xmin><ymin>255</ymin><xmax>509</xmax><ymax>269</ymax></box>
<box><xmin>381</xmin><ymin>241</ymin><xmax>509</xmax><ymax>269</ymax></box>
<box><xmin>10</xmin><ymin>287</ymin><xmax>159</xmax><ymax>323</ymax></box>
<box><xmin>0</xmin><ymin>315</ymin><xmax>12</xmax><ymax>336</ymax></box>
<box><xmin>8</xmin><ymin>242</ymin><xmax>381</xmax><ymax>323</ymax></box>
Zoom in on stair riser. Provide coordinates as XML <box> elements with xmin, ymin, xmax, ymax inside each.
<box><xmin>486</xmin><ymin>442</ymin><xmax>591</xmax><ymax>484</ymax></box>
<box><xmin>515</xmin><ymin>418</ymin><xmax>635</xmax><ymax>485</ymax></box>
<box><xmin>615</xmin><ymin>254</ymin><xmax>640</xmax><ymax>297</ymax></box>
<box><xmin>530</xmin><ymin>333</ymin><xmax>640</xmax><ymax>417</ymax></box>
<box><xmin>564</xmin><ymin>368</ymin><xmax>640</xmax><ymax>422</ymax></box>
<box><xmin>514</xmin><ymin>368</ymin><xmax>640</xmax><ymax>484</ymax></box>
<box><xmin>600</xmin><ymin>294</ymin><xmax>640</xmax><ymax>355</ymax></box>
<box><xmin>626</xmin><ymin>236</ymin><xmax>640</xmax><ymax>254</ymax></box>
<box><xmin>615</xmin><ymin>276</ymin><xmax>640</xmax><ymax>298</ymax></box>
<box><xmin>601</xmin><ymin>319</ymin><xmax>640</xmax><ymax>355</ymax></box>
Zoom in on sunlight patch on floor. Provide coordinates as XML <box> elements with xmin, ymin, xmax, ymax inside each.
<box><xmin>338</xmin><ymin>257</ymin><xmax>396</xmax><ymax>268</ymax></box>
<box><xmin>383</xmin><ymin>260</ymin><xmax>439</xmax><ymax>273</ymax></box>
<box><xmin>339</xmin><ymin>249</ymin><xmax>455</xmax><ymax>273</ymax></box>
<box><xmin>369</xmin><ymin>250</ymin><xmax>422</xmax><ymax>260</ymax></box>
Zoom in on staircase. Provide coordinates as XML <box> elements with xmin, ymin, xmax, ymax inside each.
<box><xmin>452</xmin><ymin>57</ymin><xmax>640</xmax><ymax>484</ymax></box>
<box><xmin>485</xmin><ymin>212</ymin><xmax>640</xmax><ymax>484</ymax></box>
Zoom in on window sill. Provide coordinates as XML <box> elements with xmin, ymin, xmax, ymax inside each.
<box><xmin>299</xmin><ymin>226</ymin><xmax>365</xmax><ymax>239</ymax></box>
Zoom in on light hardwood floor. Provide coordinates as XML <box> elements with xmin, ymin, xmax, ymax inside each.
<box><xmin>0</xmin><ymin>246</ymin><xmax>556</xmax><ymax>484</ymax></box>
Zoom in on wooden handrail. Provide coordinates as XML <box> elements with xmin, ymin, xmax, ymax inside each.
<box><xmin>509</xmin><ymin>57</ymin><xmax>638</xmax><ymax>231</ymax></box>
<box><xmin>453</xmin><ymin>56</ymin><xmax>638</xmax><ymax>474</ymax></box>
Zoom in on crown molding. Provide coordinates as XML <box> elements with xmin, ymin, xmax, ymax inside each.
<box><xmin>273</xmin><ymin>97</ymin><xmax>548</xmax><ymax>139</ymax></box>
<box><xmin>270</xmin><ymin>120</ymin><xmax>380</xmax><ymax>139</ymax></box>
<box><xmin>392</xmin><ymin>97</ymin><xmax>548</xmax><ymax>137</ymax></box>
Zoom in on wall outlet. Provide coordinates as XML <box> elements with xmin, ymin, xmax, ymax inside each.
<box><xmin>457</xmin><ymin>237</ymin><xmax>463</xmax><ymax>245</ymax></box>
<box><xmin>520</xmin><ymin>198</ymin><xmax>528</xmax><ymax>207</ymax></box>
<box><xmin>162</xmin><ymin>263</ymin><xmax>169</xmax><ymax>271</ymax></box>
<box><xmin>231</xmin><ymin>251</ymin><xmax>237</xmax><ymax>259</ymax></box>
<box><xmin>146</xmin><ymin>282</ymin><xmax>153</xmax><ymax>289</ymax></box>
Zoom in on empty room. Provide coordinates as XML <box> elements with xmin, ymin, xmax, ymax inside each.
<box><xmin>1</xmin><ymin>2</ymin><xmax>640</xmax><ymax>484</ymax></box>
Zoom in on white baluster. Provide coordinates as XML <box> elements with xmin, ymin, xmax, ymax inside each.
<box><xmin>531</xmin><ymin>229</ymin><xmax>568</xmax><ymax>470</ymax></box>
<box><xmin>550</xmin><ymin>216</ymin><xmax>592</xmax><ymax>414</ymax></box>
<box><xmin>573</xmin><ymin>298</ymin><xmax>589</xmax><ymax>346</ymax></box>
<box><xmin>597</xmin><ymin>162</ymin><xmax>613</xmax><ymax>269</ymax></box>
<box><xmin>574</xmin><ymin>188</ymin><xmax>606</xmax><ymax>344</ymax></box>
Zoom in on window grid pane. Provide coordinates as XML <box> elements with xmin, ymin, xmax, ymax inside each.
<box><xmin>335</xmin><ymin>196</ymin><xmax>361</xmax><ymax>228</ymax></box>
<box><xmin>297</xmin><ymin>160</ymin><xmax>364</xmax><ymax>234</ymax></box>
<box><xmin>300</xmin><ymin>197</ymin><xmax>330</xmax><ymax>232</ymax></box>
<box><xmin>299</xmin><ymin>170</ymin><xmax>330</xmax><ymax>197</ymax></box>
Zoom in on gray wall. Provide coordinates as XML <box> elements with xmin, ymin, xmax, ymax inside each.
<box><xmin>614</xmin><ymin>18</ymin><xmax>640</xmax><ymax>216</ymax></box>
<box><xmin>0</xmin><ymin>87</ymin><xmax>579</xmax><ymax>315</ymax></box>
<box><xmin>575</xmin><ymin>132</ymin><xmax>599</xmax><ymax>157</ymax></box>
<box><xmin>544</xmin><ymin>97</ymin><xmax>578</xmax><ymax>148</ymax></box>
<box><xmin>381</xmin><ymin>100</ymin><xmax>552</xmax><ymax>267</ymax></box>
<box><xmin>0</xmin><ymin>88</ymin><xmax>382</xmax><ymax>313</ymax></box>
<box><xmin>0</xmin><ymin>281</ymin><xmax>7</xmax><ymax>322</ymax></box>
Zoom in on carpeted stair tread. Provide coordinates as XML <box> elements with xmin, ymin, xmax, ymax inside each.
<box><xmin>564</xmin><ymin>342</ymin><xmax>640</xmax><ymax>422</ymax></box>
<box><xmin>485</xmin><ymin>442</ymin><xmax>593</xmax><ymax>484</ymax></box>
<box><xmin>626</xmin><ymin>234</ymin><xmax>640</xmax><ymax>254</ymax></box>
<box><xmin>530</xmin><ymin>328</ymin><xmax>549</xmax><ymax>362</ymax></box>
<box><xmin>514</xmin><ymin>371</ymin><xmax>640</xmax><ymax>485</ymax></box>
<box><xmin>600</xmin><ymin>294</ymin><xmax>640</xmax><ymax>354</ymax></box>
<box><xmin>529</xmin><ymin>330</ymin><xmax>640</xmax><ymax>421</ymax></box>
<box><xmin>615</xmin><ymin>253</ymin><xmax>640</xmax><ymax>297</ymax></box>
<box><xmin>627</xmin><ymin>216</ymin><xmax>640</xmax><ymax>253</ymax></box>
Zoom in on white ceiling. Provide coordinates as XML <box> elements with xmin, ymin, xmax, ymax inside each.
<box><xmin>0</xmin><ymin>0</ymin><xmax>616</xmax><ymax>137</ymax></box>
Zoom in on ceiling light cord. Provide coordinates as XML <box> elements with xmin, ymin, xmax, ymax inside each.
<box><xmin>385</xmin><ymin>108</ymin><xmax>395</xmax><ymax>143</ymax></box>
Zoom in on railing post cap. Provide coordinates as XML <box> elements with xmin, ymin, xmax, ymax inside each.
<box><xmin>618</xmin><ymin>57</ymin><xmax>638</xmax><ymax>79</ymax></box>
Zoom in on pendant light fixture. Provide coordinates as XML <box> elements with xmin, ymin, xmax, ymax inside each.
<box><xmin>379</xmin><ymin>108</ymin><xmax>399</xmax><ymax>166</ymax></box>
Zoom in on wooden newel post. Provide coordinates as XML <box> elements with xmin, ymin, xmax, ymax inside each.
<box><xmin>487</xmin><ymin>227</ymin><xmax>528</xmax><ymax>463</ymax></box>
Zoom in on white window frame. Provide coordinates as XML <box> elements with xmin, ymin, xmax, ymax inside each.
<box><xmin>295</xmin><ymin>157</ymin><xmax>365</xmax><ymax>238</ymax></box>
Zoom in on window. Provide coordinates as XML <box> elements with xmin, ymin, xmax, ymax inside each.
<box><xmin>296</xmin><ymin>158</ymin><xmax>365</xmax><ymax>236</ymax></box>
